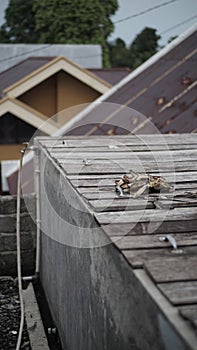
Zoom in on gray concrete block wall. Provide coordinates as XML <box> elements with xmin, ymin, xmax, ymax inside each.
<box><xmin>0</xmin><ymin>194</ymin><xmax>36</xmax><ymax>276</ymax></box>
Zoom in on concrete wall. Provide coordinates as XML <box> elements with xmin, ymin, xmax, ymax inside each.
<box><xmin>0</xmin><ymin>194</ymin><xmax>36</xmax><ymax>276</ymax></box>
<box><xmin>38</xmin><ymin>146</ymin><xmax>189</xmax><ymax>350</ymax></box>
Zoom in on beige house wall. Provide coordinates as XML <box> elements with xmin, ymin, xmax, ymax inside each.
<box><xmin>0</xmin><ymin>69</ymin><xmax>103</xmax><ymax>162</ymax></box>
<box><xmin>19</xmin><ymin>76</ymin><xmax>57</xmax><ymax>118</ymax></box>
<box><xmin>18</xmin><ymin>71</ymin><xmax>100</xmax><ymax>124</ymax></box>
<box><xmin>56</xmin><ymin>71</ymin><xmax>100</xmax><ymax>124</ymax></box>
<box><xmin>0</xmin><ymin>144</ymin><xmax>22</xmax><ymax>161</ymax></box>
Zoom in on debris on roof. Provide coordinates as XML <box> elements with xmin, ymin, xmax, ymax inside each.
<box><xmin>115</xmin><ymin>172</ymin><xmax>173</xmax><ymax>198</ymax></box>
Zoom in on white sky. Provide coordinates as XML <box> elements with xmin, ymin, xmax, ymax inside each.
<box><xmin>0</xmin><ymin>0</ymin><xmax>197</xmax><ymax>46</ymax></box>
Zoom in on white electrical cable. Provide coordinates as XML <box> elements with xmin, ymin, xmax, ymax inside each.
<box><xmin>35</xmin><ymin>147</ymin><xmax>41</xmax><ymax>275</ymax></box>
<box><xmin>16</xmin><ymin>143</ymin><xmax>28</xmax><ymax>350</ymax></box>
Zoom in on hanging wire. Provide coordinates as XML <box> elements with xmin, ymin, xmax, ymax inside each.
<box><xmin>160</xmin><ymin>14</ymin><xmax>197</xmax><ymax>34</ymax></box>
<box><xmin>0</xmin><ymin>0</ymin><xmax>187</xmax><ymax>64</ymax></box>
<box><xmin>15</xmin><ymin>142</ymin><xmax>29</xmax><ymax>350</ymax></box>
<box><xmin>114</xmin><ymin>0</ymin><xmax>178</xmax><ymax>23</ymax></box>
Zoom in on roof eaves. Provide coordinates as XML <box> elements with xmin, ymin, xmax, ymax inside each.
<box><xmin>0</xmin><ymin>97</ymin><xmax>59</xmax><ymax>134</ymax></box>
<box><xmin>3</xmin><ymin>55</ymin><xmax>111</xmax><ymax>98</ymax></box>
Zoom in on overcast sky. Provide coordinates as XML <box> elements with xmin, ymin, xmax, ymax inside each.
<box><xmin>0</xmin><ymin>0</ymin><xmax>196</xmax><ymax>46</ymax></box>
<box><xmin>110</xmin><ymin>0</ymin><xmax>197</xmax><ymax>46</ymax></box>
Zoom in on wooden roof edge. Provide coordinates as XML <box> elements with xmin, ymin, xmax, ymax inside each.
<box><xmin>3</xmin><ymin>55</ymin><xmax>111</xmax><ymax>97</ymax></box>
<box><xmin>134</xmin><ymin>269</ymin><xmax>197</xmax><ymax>350</ymax></box>
<box><xmin>0</xmin><ymin>96</ymin><xmax>60</xmax><ymax>130</ymax></box>
<box><xmin>0</xmin><ymin>96</ymin><xmax>9</xmax><ymax>104</ymax></box>
<box><xmin>3</xmin><ymin>56</ymin><xmax>60</xmax><ymax>94</ymax></box>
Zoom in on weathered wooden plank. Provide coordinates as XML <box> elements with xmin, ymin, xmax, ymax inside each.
<box><xmin>122</xmin><ymin>246</ymin><xmax>197</xmax><ymax>268</ymax></box>
<box><xmin>39</xmin><ymin>133</ymin><xmax>197</xmax><ymax>140</ymax></box>
<box><xmin>101</xmin><ymin>219</ymin><xmax>197</xmax><ymax>236</ymax></box>
<box><xmin>62</xmin><ymin>162</ymin><xmax>197</xmax><ymax>175</ymax></box>
<box><xmin>38</xmin><ymin>133</ymin><xmax>197</xmax><ymax>147</ymax></box>
<box><xmin>89</xmin><ymin>198</ymin><xmax>154</xmax><ymax>211</ymax></box>
<box><xmin>39</xmin><ymin>143</ymin><xmax>197</xmax><ymax>152</ymax></box>
<box><xmin>51</xmin><ymin>149</ymin><xmax>197</xmax><ymax>160</ymax></box>
<box><xmin>144</xmin><ymin>256</ymin><xmax>197</xmax><ymax>282</ymax></box>
<box><xmin>89</xmin><ymin>197</ymin><xmax>197</xmax><ymax>212</ymax></box>
<box><xmin>80</xmin><ymin>191</ymin><xmax>116</xmax><ymax>200</ymax></box>
<box><xmin>158</xmin><ymin>281</ymin><xmax>197</xmax><ymax>305</ymax></box>
<box><xmin>78</xmin><ymin>187</ymin><xmax>115</xmax><ymax>194</ymax></box>
<box><xmin>179</xmin><ymin>305</ymin><xmax>197</xmax><ymax>329</ymax></box>
<box><xmin>111</xmin><ymin>233</ymin><xmax>197</xmax><ymax>250</ymax></box>
<box><xmin>174</xmin><ymin>183</ymin><xmax>197</xmax><ymax>189</ymax></box>
<box><xmin>95</xmin><ymin>207</ymin><xmax>197</xmax><ymax>225</ymax></box>
<box><xmin>79</xmin><ymin>192</ymin><xmax>197</xmax><ymax>206</ymax></box>
<box><xmin>79</xmin><ymin>187</ymin><xmax>195</xmax><ymax>196</ymax></box>
<box><xmin>67</xmin><ymin>171</ymin><xmax>197</xmax><ymax>182</ymax></box>
<box><xmin>58</xmin><ymin>156</ymin><xmax>197</xmax><ymax>165</ymax></box>
<box><xmin>71</xmin><ymin>178</ymin><xmax>197</xmax><ymax>189</ymax></box>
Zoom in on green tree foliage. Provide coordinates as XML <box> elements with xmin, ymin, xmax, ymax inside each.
<box><xmin>108</xmin><ymin>27</ymin><xmax>161</xmax><ymax>69</ymax></box>
<box><xmin>33</xmin><ymin>0</ymin><xmax>118</xmax><ymax>65</ymax></box>
<box><xmin>167</xmin><ymin>35</ymin><xmax>177</xmax><ymax>43</ymax></box>
<box><xmin>0</xmin><ymin>0</ymin><xmax>38</xmax><ymax>43</ymax></box>
<box><xmin>129</xmin><ymin>27</ymin><xmax>161</xmax><ymax>69</ymax></box>
<box><xmin>0</xmin><ymin>0</ymin><xmax>118</xmax><ymax>66</ymax></box>
<box><xmin>108</xmin><ymin>38</ymin><xmax>130</xmax><ymax>67</ymax></box>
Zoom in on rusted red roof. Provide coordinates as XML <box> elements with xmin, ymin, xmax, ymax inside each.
<box><xmin>64</xmin><ymin>25</ymin><xmax>197</xmax><ymax>135</ymax></box>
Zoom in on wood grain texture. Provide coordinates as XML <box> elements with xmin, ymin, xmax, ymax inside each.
<box><xmin>179</xmin><ymin>305</ymin><xmax>197</xmax><ymax>330</ymax></box>
<box><xmin>95</xmin><ymin>207</ymin><xmax>197</xmax><ymax>224</ymax></box>
<box><xmin>122</xmin><ymin>246</ymin><xmax>197</xmax><ymax>268</ymax></box>
<box><xmin>112</xmin><ymin>233</ymin><xmax>197</xmax><ymax>250</ymax></box>
<box><xmin>158</xmin><ymin>281</ymin><xmax>197</xmax><ymax>305</ymax></box>
<box><xmin>144</xmin><ymin>256</ymin><xmax>197</xmax><ymax>282</ymax></box>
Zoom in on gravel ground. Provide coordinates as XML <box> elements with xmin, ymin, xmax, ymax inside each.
<box><xmin>0</xmin><ymin>278</ymin><xmax>31</xmax><ymax>350</ymax></box>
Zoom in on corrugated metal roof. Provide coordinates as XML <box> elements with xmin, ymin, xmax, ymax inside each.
<box><xmin>0</xmin><ymin>56</ymin><xmax>54</xmax><ymax>98</ymax></box>
<box><xmin>89</xmin><ymin>67</ymin><xmax>131</xmax><ymax>86</ymax></box>
<box><xmin>0</xmin><ymin>57</ymin><xmax>130</xmax><ymax>99</ymax></box>
<box><xmin>62</xmin><ymin>25</ymin><xmax>197</xmax><ymax>135</ymax></box>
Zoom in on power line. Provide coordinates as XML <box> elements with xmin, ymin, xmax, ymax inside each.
<box><xmin>0</xmin><ymin>46</ymin><xmax>101</xmax><ymax>64</ymax></box>
<box><xmin>114</xmin><ymin>0</ymin><xmax>178</xmax><ymax>24</ymax></box>
<box><xmin>160</xmin><ymin>14</ymin><xmax>197</xmax><ymax>34</ymax></box>
<box><xmin>0</xmin><ymin>44</ymin><xmax>53</xmax><ymax>62</ymax></box>
<box><xmin>0</xmin><ymin>0</ymin><xmax>194</xmax><ymax>65</ymax></box>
